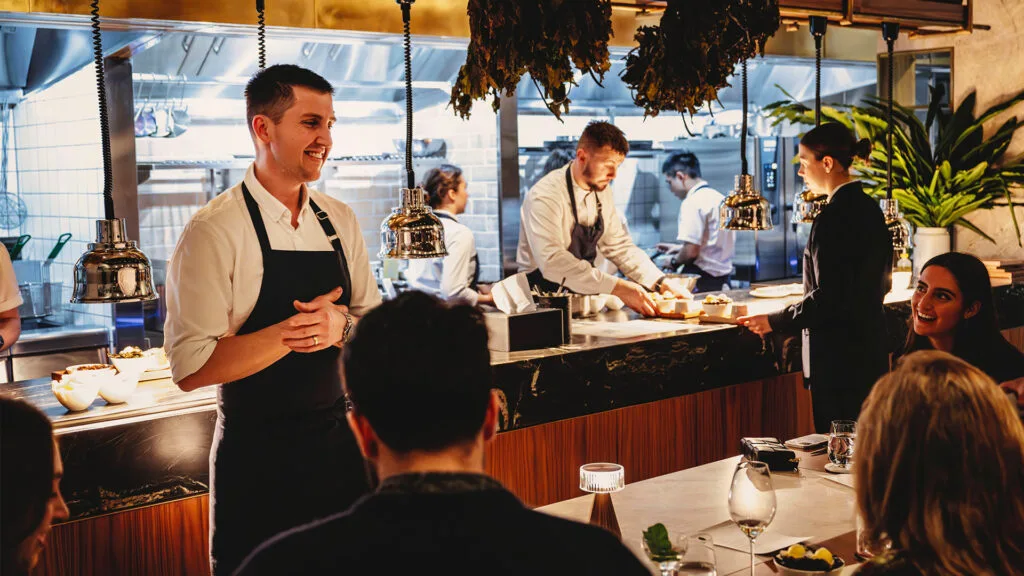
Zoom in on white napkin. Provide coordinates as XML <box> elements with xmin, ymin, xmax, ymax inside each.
<box><xmin>491</xmin><ymin>272</ymin><xmax>536</xmax><ymax>314</ymax></box>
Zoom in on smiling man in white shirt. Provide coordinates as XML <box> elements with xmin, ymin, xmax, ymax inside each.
<box><xmin>163</xmin><ymin>65</ymin><xmax>380</xmax><ymax>576</ymax></box>
<box><xmin>516</xmin><ymin>121</ymin><xmax>690</xmax><ymax>316</ymax></box>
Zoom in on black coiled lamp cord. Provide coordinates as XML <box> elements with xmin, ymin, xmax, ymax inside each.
<box><xmin>883</xmin><ymin>22</ymin><xmax>899</xmax><ymax>200</ymax></box>
<box><xmin>90</xmin><ymin>0</ymin><xmax>115</xmax><ymax>219</ymax></box>
<box><xmin>257</xmin><ymin>0</ymin><xmax>266</xmax><ymax>70</ymax></box>
<box><xmin>740</xmin><ymin>59</ymin><xmax>748</xmax><ymax>176</ymax></box>
<box><xmin>400</xmin><ymin>0</ymin><xmax>415</xmax><ymax>189</ymax></box>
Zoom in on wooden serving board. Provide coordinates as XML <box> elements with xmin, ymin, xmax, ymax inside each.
<box><xmin>656</xmin><ymin>310</ymin><xmax>703</xmax><ymax>321</ymax></box>
<box><xmin>700</xmin><ymin>314</ymin><xmax>743</xmax><ymax>325</ymax></box>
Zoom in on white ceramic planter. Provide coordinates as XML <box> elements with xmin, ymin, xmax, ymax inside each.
<box><xmin>912</xmin><ymin>227</ymin><xmax>951</xmax><ymax>277</ymax></box>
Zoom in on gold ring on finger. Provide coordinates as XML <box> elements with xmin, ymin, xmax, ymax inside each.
<box><xmin>313</xmin><ymin>335</ymin><xmax>319</xmax><ymax>346</ymax></box>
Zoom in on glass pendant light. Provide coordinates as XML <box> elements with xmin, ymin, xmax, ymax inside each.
<box><xmin>721</xmin><ymin>59</ymin><xmax>773</xmax><ymax>231</ymax></box>
<box><xmin>792</xmin><ymin>16</ymin><xmax>829</xmax><ymax>224</ymax></box>
<box><xmin>71</xmin><ymin>0</ymin><xmax>157</xmax><ymax>303</ymax></box>
<box><xmin>378</xmin><ymin>0</ymin><xmax>447</xmax><ymax>259</ymax></box>
<box><xmin>880</xmin><ymin>22</ymin><xmax>912</xmax><ymax>253</ymax></box>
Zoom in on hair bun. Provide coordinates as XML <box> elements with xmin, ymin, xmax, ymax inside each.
<box><xmin>854</xmin><ymin>138</ymin><xmax>872</xmax><ymax>159</ymax></box>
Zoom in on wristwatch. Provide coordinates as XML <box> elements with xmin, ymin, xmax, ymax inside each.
<box><xmin>0</xmin><ymin>334</ymin><xmax>5</xmax><ymax>350</ymax></box>
<box><xmin>341</xmin><ymin>312</ymin><xmax>355</xmax><ymax>345</ymax></box>
<box><xmin>652</xmin><ymin>276</ymin><xmax>667</xmax><ymax>292</ymax></box>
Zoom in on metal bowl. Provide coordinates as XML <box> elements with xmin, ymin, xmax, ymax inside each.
<box><xmin>662</xmin><ymin>273</ymin><xmax>700</xmax><ymax>292</ymax></box>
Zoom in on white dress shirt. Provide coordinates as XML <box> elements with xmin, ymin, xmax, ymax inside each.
<box><xmin>405</xmin><ymin>210</ymin><xmax>480</xmax><ymax>306</ymax></box>
<box><xmin>516</xmin><ymin>165</ymin><xmax>663</xmax><ymax>295</ymax></box>
<box><xmin>164</xmin><ymin>164</ymin><xmax>381</xmax><ymax>383</ymax></box>
<box><xmin>676</xmin><ymin>183</ymin><xmax>735</xmax><ymax>278</ymax></box>
<box><xmin>0</xmin><ymin>245</ymin><xmax>22</xmax><ymax>313</ymax></box>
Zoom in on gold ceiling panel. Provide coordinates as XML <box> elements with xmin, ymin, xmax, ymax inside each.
<box><xmin>25</xmin><ymin>0</ymin><xmax>315</xmax><ymax>28</ymax></box>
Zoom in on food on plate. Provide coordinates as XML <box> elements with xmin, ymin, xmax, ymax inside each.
<box><xmin>67</xmin><ymin>364</ymin><xmax>114</xmax><ymax>372</ymax></box>
<box><xmin>109</xmin><ymin>346</ymin><xmax>145</xmax><ymax>359</ymax></box>
<box><xmin>703</xmin><ymin>294</ymin><xmax>732</xmax><ymax>305</ymax></box>
<box><xmin>51</xmin><ymin>377</ymin><xmax>101</xmax><ymax>412</ymax></box>
<box><xmin>702</xmin><ymin>293</ymin><xmax>733</xmax><ymax>316</ymax></box>
<box><xmin>775</xmin><ymin>545</ymin><xmax>844</xmax><ymax>573</ymax></box>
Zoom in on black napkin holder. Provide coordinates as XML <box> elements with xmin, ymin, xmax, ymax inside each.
<box><xmin>741</xmin><ymin>437</ymin><xmax>800</xmax><ymax>472</ymax></box>
<box><xmin>483</xmin><ymin>308</ymin><xmax>564</xmax><ymax>352</ymax></box>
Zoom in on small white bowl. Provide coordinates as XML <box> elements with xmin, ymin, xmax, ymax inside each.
<box><xmin>110</xmin><ymin>355</ymin><xmax>156</xmax><ymax>376</ymax></box>
<box><xmin>657</xmin><ymin>299</ymin><xmax>677</xmax><ymax>314</ymax></box>
<box><xmin>99</xmin><ymin>371</ymin><xmax>139</xmax><ymax>404</ymax></box>
<box><xmin>51</xmin><ymin>378</ymin><xmax>101</xmax><ymax>412</ymax></box>
<box><xmin>66</xmin><ymin>364</ymin><xmax>117</xmax><ymax>387</ymax></box>
<box><xmin>604</xmin><ymin>295</ymin><xmax>625</xmax><ymax>311</ymax></box>
<box><xmin>774</xmin><ymin>556</ymin><xmax>845</xmax><ymax>576</ymax></box>
<box><xmin>702</xmin><ymin>302</ymin><xmax>730</xmax><ymax>317</ymax></box>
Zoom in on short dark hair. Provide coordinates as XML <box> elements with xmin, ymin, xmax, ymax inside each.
<box><xmin>542</xmin><ymin>148</ymin><xmax>575</xmax><ymax>176</ymax></box>
<box><xmin>343</xmin><ymin>292</ymin><xmax>493</xmax><ymax>453</ymax></box>
<box><xmin>579</xmin><ymin>120</ymin><xmax>629</xmax><ymax>156</ymax></box>
<box><xmin>421</xmin><ymin>164</ymin><xmax>464</xmax><ymax>209</ymax></box>
<box><xmin>1</xmin><ymin>397</ymin><xmax>55</xmax><ymax>573</ymax></box>
<box><xmin>800</xmin><ymin>122</ymin><xmax>871</xmax><ymax>170</ymax></box>
<box><xmin>661</xmin><ymin>151</ymin><xmax>701</xmax><ymax>178</ymax></box>
<box><xmin>244</xmin><ymin>64</ymin><xmax>334</xmax><ymax>128</ymax></box>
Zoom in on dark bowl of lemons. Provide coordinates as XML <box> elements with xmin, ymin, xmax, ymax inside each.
<box><xmin>774</xmin><ymin>544</ymin><xmax>845</xmax><ymax>575</ymax></box>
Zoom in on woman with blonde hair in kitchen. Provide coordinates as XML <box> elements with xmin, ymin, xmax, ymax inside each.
<box><xmin>854</xmin><ymin>350</ymin><xmax>1024</xmax><ymax>576</ymax></box>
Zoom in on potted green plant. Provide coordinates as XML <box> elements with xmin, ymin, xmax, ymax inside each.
<box><xmin>764</xmin><ymin>85</ymin><xmax>1024</xmax><ymax>266</ymax></box>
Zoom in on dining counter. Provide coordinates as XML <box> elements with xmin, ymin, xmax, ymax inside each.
<box><xmin>539</xmin><ymin>454</ymin><xmax>860</xmax><ymax>576</ymax></box>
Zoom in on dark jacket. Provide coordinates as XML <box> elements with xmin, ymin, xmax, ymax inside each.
<box><xmin>235</xmin><ymin>472</ymin><xmax>649</xmax><ymax>576</ymax></box>
<box><xmin>768</xmin><ymin>181</ymin><xmax>893</xmax><ymax>391</ymax></box>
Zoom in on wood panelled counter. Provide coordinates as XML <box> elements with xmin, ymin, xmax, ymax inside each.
<box><xmin>7</xmin><ymin>283</ymin><xmax>1022</xmax><ymax>576</ymax></box>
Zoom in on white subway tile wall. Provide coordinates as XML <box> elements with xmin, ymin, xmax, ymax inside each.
<box><xmin>9</xmin><ymin>67</ymin><xmax>113</xmax><ymax>326</ymax></box>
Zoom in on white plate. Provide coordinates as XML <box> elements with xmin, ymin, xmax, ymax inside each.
<box><xmin>750</xmin><ymin>284</ymin><xmax>803</xmax><ymax>298</ymax></box>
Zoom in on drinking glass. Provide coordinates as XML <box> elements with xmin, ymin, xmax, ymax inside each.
<box><xmin>828</xmin><ymin>420</ymin><xmax>857</xmax><ymax>469</ymax></box>
<box><xmin>641</xmin><ymin>530</ymin><xmax>687</xmax><ymax>576</ymax></box>
<box><xmin>728</xmin><ymin>460</ymin><xmax>777</xmax><ymax>576</ymax></box>
<box><xmin>677</xmin><ymin>533</ymin><xmax>717</xmax><ymax>576</ymax></box>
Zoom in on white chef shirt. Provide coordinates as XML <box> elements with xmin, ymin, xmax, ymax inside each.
<box><xmin>677</xmin><ymin>183</ymin><xmax>735</xmax><ymax>278</ymax></box>
<box><xmin>405</xmin><ymin>210</ymin><xmax>480</xmax><ymax>306</ymax></box>
<box><xmin>164</xmin><ymin>164</ymin><xmax>381</xmax><ymax>383</ymax></box>
<box><xmin>516</xmin><ymin>165</ymin><xmax>663</xmax><ymax>295</ymax></box>
<box><xmin>0</xmin><ymin>244</ymin><xmax>22</xmax><ymax>313</ymax></box>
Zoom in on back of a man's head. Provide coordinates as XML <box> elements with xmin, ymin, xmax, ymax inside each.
<box><xmin>244</xmin><ymin>64</ymin><xmax>334</xmax><ymax>128</ymax></box>
<box><xmin>343</xmin><ymin>292</ymin><xmax>492</xmax><ymax>453</ymax></box>
<box><xmin>578</xmin><ymin>120</ymin><xmax>629</xmax><ymax>156</ymax></box>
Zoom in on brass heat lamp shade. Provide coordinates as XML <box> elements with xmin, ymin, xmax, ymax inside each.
<box><xmin>72</xmin><ymin>218</ymin><xmax>157</xmax><ymax>303</ymax></box>
<box><xmin>792</xmin><ymin>187</ymin><xmax>828</xmax><ymax>224</ymax></box>
<box><xmin>378</xmin><ymin>186</ymin><xmax>447</xmax><ymax>259</ymax></box>
<box><xmin>721</xmin><ymin>174</ymin><xmax>773</xmax><ymax>231</ymax></box>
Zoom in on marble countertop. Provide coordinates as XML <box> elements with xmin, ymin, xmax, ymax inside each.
<box><xmin>538</xmin><ymin>454</ymin><xmax>860</xmax><ymax>576</ymax></box>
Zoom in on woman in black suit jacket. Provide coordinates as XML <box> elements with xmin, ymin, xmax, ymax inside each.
<box><xmin>740</xmin><ymin>123</ymin><xmax>893</xmax><ymax>433</ymax></box>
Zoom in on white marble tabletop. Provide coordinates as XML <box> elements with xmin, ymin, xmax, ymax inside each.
<box><xmin>538</xmin><ymin>455</ymin><xmax>861</xmax><ymax>575</ymax></box>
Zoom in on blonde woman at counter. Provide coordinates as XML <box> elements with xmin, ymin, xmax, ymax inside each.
<box><xmin>405</xmin><ymin>165</ymin><xmax>493</xmax><ymax>306</ymax></box>
<box><xmin>0</xmin><ymin>244</ymin><xmax>22</xmax><ymax>353</ymax></box>
<box><xmin>163</xmin><ymin>64</ymin><xmax>380</xmax><ymax>576</ymax></box>
<box><xmin>516</xmin><ymin>121</ymin><xmax>692</xmax><ymax>316</ymax></box>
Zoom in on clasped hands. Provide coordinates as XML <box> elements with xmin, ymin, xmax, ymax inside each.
<box><xmin>279</xmin><ymin>286</ymin><xmax>349</xmax><ymax>353</ymax></box>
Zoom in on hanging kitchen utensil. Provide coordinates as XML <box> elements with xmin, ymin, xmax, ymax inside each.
<box><xmin>378</xmin><ymin>0</ymin><xmax>447</xmax><ymax>260</ymax></box>
<box><xmin>792</xmin><ymin>16</ymin><xmax>829</xmax><ymax>224</ymax></box>
<box><xmin>0</xmin><ymin>105</ymin><xmax>28</xmax><ymax>231</ymax></box>
<box><xmin>257</xmin><ymin>0</ymin><xmax>267</xmax><ymax>69</ymax></box>
<box><xmin>72</xmin><ymin>0</ymin><xmax>157</xmax><ymax>304</ymax></box>
<box><xmin>133</xmin><ymin>80</ymin><xmax>156</xmax><ymax>138</ymax></box>
<box><xmin>47</xmin><ymin>232</ymin><xmax>72</xmax><ymax>261</ymax></box>
<box><xmin>720</xmin><ymin>59</ymin><xmax>773</xmax><ymax>232</ymax></box>
<box><xmin>8</xmin><ymin>233</ymin><xmax>29</xmax><ymax>259</ymax></box>
<box><xmin>170</xmin><ymin>77</ymin><xmax>190</xmax><ymax>137</ymax></box>
<box><xmin>879</xmin><ymin>22</ymin><xmax>911</xmax><ymax>254</ymax></box>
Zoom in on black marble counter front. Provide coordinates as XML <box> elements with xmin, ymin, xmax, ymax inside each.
<box><xmin>3</xmin><ymin>283</ymin><xmax>1022</xmax><ymax>521</ymax></box>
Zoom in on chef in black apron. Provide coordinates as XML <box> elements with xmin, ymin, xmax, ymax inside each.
<box><xmin>516</xmin><ymin>121</ymin><xmax>692</xmax><ymax>315</ymax></box>
<box><xmin>163</xmin><ymin>65</ymin><xmax>381</xmax><ymax>576</ymax></box>
<box><xmin>404</xmin><ymin>164</ymin><xmax>492</xmax><ymax>306</ymax></box>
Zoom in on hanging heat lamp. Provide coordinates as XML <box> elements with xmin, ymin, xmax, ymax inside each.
<box><xmin>71</xmin><ymin>0</ymin><xmax>157</xmax><ymax>303</ymax></box>
<box><xmin>792</xmin><ymin>16</ymin><xmax>829</xmax><ymax>224</ymax></box>
<box><xmin>721</xmin><ymin>59</ymin><xmax>773</xmax><ymax>231</ymax></box>
<box><xmin>879</xmin><ymin>22</ymin><xmax>912</xmax><ymax>253</ymax></box>
<box><xmin>256</xmin><ymin>0</ymin><xmax>267</xmax><ymax>70</ymax></box>
<box><xmin>378</xmin><ymin>0</ymin><xmax>447</xmax><ymax>259</ymax></box>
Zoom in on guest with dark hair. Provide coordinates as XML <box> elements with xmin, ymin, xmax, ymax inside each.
<box><xmin>1</xmin><ymin>397</ymin><xmax>69</xmax><ymax>575</ymax></box>
<box><xmin>656</xmin><ymin>150</ymin><xmax>735</xmax><ymax>292</ymax></box>
<box><xmin>405</xmin><ymin>164</ymin><xmax>493</xmax><ymax>306</ymax></box>
<box><xmin>542</xmin><ymin>148</ymin><xmax>575</xmax><ymax>176</ymax></box>
<box><xmin>902</xmin><ymin>252</ymin><xmax>1024</xmax><ymax>405</ymax></box>
<box><xmin>854</xmin><ymin>351</ymin><xmax>1024</xmax><ymax>576</ymax></box>
<box><xmin>517</xmin><ymin>120</ymin><xmax>692</xmax><ymax>316</ymax></box>
<box><xmin>236</xmin><ymin>292</ymin><xmax>649</xmax><ymax>576</ymax></box>
<box><xmin>739</xmin><ymin>122</ymin><xmax>893</xmax><ymax>433</ymax></box>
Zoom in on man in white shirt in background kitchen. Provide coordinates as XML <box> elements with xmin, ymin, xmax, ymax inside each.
<box><xmin>517</xmin><ymin>121</ymin><xmax>692</xmax><ymax>316</ymax></box>
<box><xmin>0</xmin><ymin>244</ymin><xmax>22</xmax><ymax>353</ymax></box>
<box><xmin>163</xmin><ymin>64</ymin><xmax>380</xmax><ymax>576</ymax></box>
<box><xmin>656</xmin><ymin>151</ymin><xmax>735</xmax><ymax>293</ymax></box>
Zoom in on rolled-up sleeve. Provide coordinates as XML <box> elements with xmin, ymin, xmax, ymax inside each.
<box><xmin>0</xmin><ymin>246</ymin><xmax>23</xmax><ymax>313</ymax></box>
<box><xmin>598</xmin><ymin>203</ymin><xmax>663</xmax><ymax>290</ymax></box>
<box><xmin>334</xmin><ymin>205</ymin><xmax>381</xmax><ymax>318</ymax></box>
<box><xmin>440</xmin><ymin>226</ymin><xmax>479</xmax><ymax>306</ymax></box>
<box><xmin>164</xmin><ymin>219</ymin><xmax>233</xmax><ymax>383</ymax></box>
<box><xmin>522</xmin><ymin>191</ymin><xmax>617</xmax><ymax>295</ymax></box>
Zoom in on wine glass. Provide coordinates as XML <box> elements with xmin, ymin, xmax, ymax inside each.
<box><xmin>728</xmin><ymin>460</ymin><xmax>777</xmax><ymax>576</ymax></box>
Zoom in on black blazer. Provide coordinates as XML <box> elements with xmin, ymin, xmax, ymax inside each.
<box><xmin>768</xmin><ymin>181</ymin><xmax>893</xmax><ymax>390</ymax></box>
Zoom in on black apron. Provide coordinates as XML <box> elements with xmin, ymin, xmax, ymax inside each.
<box><xmin>434</xmin><ymin>211</ymin><xmax>480</xmax><ymax>290</ymax></box>
<box><xmin>527</xmin><ymin>165</ymin><xmax>605</xmax><ymax>292</ymax></box>
<box><xmin>209</xmin><ymin>183</ymin><xmax>370</xmax><ymax>576</ymax></box>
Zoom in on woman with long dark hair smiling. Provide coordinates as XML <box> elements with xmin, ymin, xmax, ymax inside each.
<box><xmin>1</xmin><ymin>397</ymin><xmax>70</xmax><ymax>575</ymax></box>
<box><xmin>903</xmin><ymin>252</ymin><xmax>1024</xmax><ymax>395</ymax></box>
